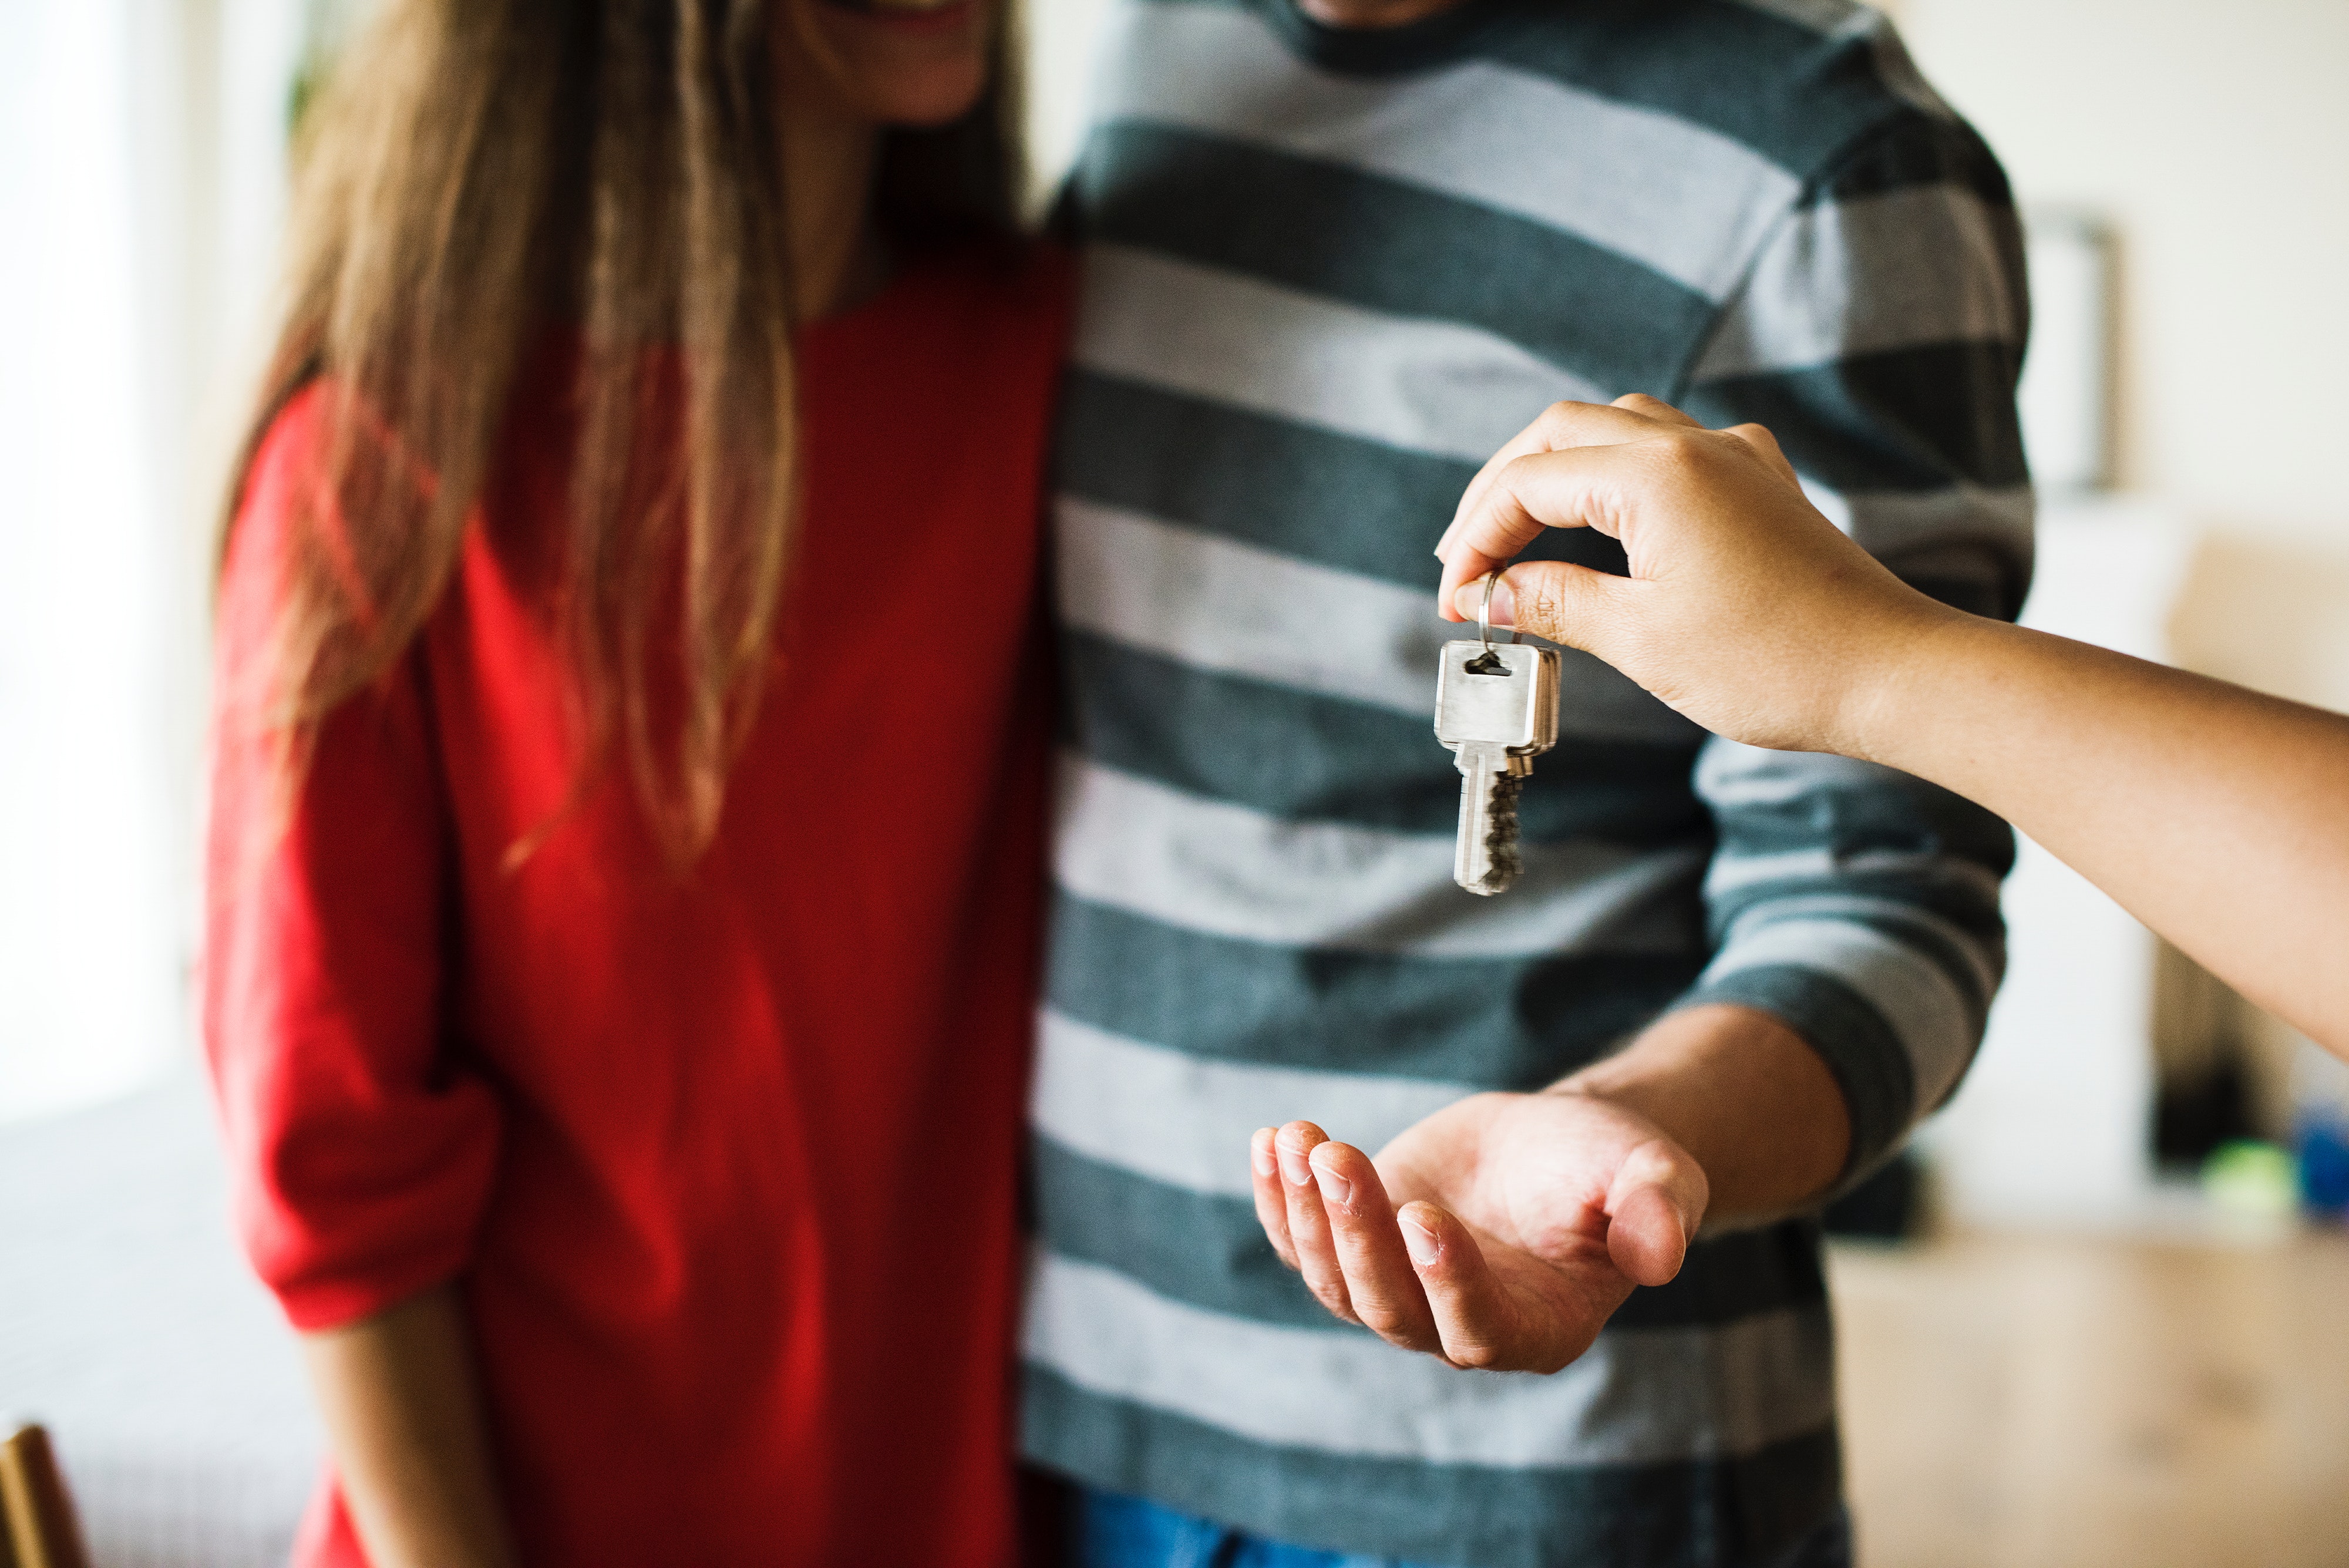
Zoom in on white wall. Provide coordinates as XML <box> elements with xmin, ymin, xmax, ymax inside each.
<box><xmin>0</xmin><ymin>0</ymin><xmax>303</xmax><ymax>1123</ymax></box>
<box><xmin>1895</xmin><ymin>0</ymin><xmax>2349</xmax><ymax>1142</ymax></box>
<box><xmin>0</xmin><ymin>2</ymin><xmax>189</xmax><ymax>1122</ymax></box>
<box><xmin>1022</xmin><ymin>0</ymin><xmax>1116</xmax><ymax>209</ymax></box>
<box><xmin>1894</xmin><ymin>0</ymin><xmax>2349</xmax><ymax>705</ymax></box>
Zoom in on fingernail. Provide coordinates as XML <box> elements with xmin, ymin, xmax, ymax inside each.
<box><xmin>1251</xmin><ymin>1132</ymin><xmax>1276</xmax><ymax>1178</ymax></box>
<box><xmin>1278</xmin><ymin>1142</ymin><xmax>1313</xmax><ymax>1188</ymax></box>
<box><xmin>1313</xmin><ymin>1161</ymin><xmax>1352</xmax><ymax>1210</ymax></box>
<box><xmin>1451</xmin><ymin>577</ymin><xmax>1514</xmax><ymax>627</ymax></box>
<box><xmin>1403</xmin><ymin>1216</ymin><xmax>1442</xmax><ymax>1264</ymax></box>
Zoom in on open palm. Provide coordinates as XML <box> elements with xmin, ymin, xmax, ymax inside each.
<box><xmin>1251</xmin><ymin>1091</ymin><xmax>1708</xmax><ymax>1374</ymax></box>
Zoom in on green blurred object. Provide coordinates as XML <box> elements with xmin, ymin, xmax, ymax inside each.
<box><xmin>291</xmin><ymin>0</ymin><xmax>369</xmax><ymax>133</ymax></box>
<box><xmin>2200</xmin><ymin>1139</ymin><xmax>2301</xmax><ymax>1217</ymax></box>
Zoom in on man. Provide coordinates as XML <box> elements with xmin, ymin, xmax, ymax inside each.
<box><xmin>1025</xmin><ymin>0</ymin><xmax>2030</xmax><ymax>1561</ymax></box>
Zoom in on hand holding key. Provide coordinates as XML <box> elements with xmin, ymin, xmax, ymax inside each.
<box><xmin>1431</xmin><ymin>393</ymin><xmax>1950</xmax><ymax>760</ymax></box>
<box><xmin>1249</xmin><ymin>1096</ymin><xmax>1707</xmax><ymax>1374</ymax></box>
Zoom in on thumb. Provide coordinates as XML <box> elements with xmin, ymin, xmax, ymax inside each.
<box><xmin>1451</xmin><ymin>561</ymin><xmax>1631</xmax><ymax>655</ymax></box>
<box><xmin>1603</xmin><ymin>1139</ymin><xmax>1708</xmax><ymax>1288</ymax></box>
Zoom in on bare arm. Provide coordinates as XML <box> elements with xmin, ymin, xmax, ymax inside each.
<box><xmin>1436</xmin><ymin>395</ymin><xmax>2349</xmax><ymax>1056</ymax></box>
<box><xmin>300</xmin><ymin>1286</ymin><xmax>519</xmax><ymax>1568</ymax></box>
<box><xmin>1853</xmin><ymin>617</ymin><xmax>2349</xmax><ymax>1049</ymax></box>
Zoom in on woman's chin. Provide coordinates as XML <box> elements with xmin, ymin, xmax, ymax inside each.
<box><xmin>811</xmin><ymin>0</ymin><xmax>994</xmax><ymax>127</ymax></box>
<box><xmin>867</xmin><ymin>63</ymin><xmax>991</xmax><ymax>127</ymax></box>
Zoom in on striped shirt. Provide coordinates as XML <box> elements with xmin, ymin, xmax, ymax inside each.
<box><xmin>1023</xmin><ymin>1</ymin><xmax>2030</xmax><ymax>1563</ymax></box>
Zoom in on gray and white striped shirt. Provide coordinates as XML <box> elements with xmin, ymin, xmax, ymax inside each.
<box><xmin>1024</xmin><ymin>1</ymin><xmax>2029</xmax><ymax>1562</ymax></box>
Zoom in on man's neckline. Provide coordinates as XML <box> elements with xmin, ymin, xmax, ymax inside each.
<box><xmin>1249</xmin><ymin>0</ymin><xmax>1532</xmax><ymax>75</ymax></box>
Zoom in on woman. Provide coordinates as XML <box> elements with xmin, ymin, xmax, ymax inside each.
<box><xmin>203</xmin><ymin>2</ymin><xmax>1064</xmax><ymax>1564</ymax></box>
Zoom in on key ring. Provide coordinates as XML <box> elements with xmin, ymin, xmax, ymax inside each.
<box><xmin>1477</xmin><ymin>568</ymin><xmax>1520</xmax><ymax>651</ymax></box>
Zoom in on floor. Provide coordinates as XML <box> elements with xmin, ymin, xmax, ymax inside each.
<box><xmin>1</xmin><ymin>1078</ymin><xmax>319</xmax><ymax>1568</ymax></box>
<box><xmin>1830</xmin><ymin>1227</ymin><xmax>2349</xmax><ymax>1568</ymax></box>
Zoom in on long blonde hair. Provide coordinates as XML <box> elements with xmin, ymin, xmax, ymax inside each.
<box><xmin>225</xmin><ymin>0</ymin><xmax>1019</xmax><ymax>857</ymax></box>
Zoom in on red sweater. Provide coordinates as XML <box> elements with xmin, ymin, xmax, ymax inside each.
<box><xmin>203</xmin><ymin>250</ymin><xmax>1068</xmax><ymax>1567</ymax></box>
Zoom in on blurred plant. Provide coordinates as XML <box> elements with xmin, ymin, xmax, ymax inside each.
<box><xmin>2200</xmin><ymin>1140</ymin><xmax>2298</xmax><ymax>1220</ymax></box>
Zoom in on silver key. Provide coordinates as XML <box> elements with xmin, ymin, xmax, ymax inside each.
<box><xmin>1435</xmin><ymin>586</ymin><xmax>1560</xmax><ymax>896</ymax></box>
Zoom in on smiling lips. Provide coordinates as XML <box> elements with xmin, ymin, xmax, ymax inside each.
<box><xmin>821</xmin><ymin>0</ymin><xmax>980</xmax><ymax>18</ymax></box>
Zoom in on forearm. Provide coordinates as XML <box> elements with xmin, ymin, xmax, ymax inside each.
<box><xmin>1554</xmin><ymin>1002</ymin><xmax>1850</xmax><ymax>1225</ymax></box>
<box><xmin>1857</xmin><ymin>616</ymin><xmax>2349</xmax><ymax>1051</ymax></box>
<box><xmin>301</xmin><ymin>1285</ymin><xmax>519</xmax><ymax>1568</ymax></box>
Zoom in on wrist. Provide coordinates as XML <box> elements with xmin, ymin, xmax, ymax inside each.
<box><xmin>1542</xmin><ymin>1057</ymin><xmax>1699</xmax><ymax>1172</ymax></box>
<box><xmin>1549</xmin><ymin>1004</ymin><xmax>1849</xmax><ymax>1220</ymax></box>
<box><xmin>1828</xmin><ymin>596</ymin><xmax>1974</xmax><ymax>768</ymax></box>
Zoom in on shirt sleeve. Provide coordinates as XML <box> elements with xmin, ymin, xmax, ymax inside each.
<box><xmin>1668</xmin><ymin>108</ymin><xmax>2031</xmax><ymax>1180</ymax></box>
<box><xmin>201</xmin><ymin>387</ymin><xmax>504</xmax><ymax>1331</ymax></box>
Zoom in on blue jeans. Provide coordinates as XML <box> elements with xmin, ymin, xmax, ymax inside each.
<box><xmin>1069</xmin><ymin>1488</ymin><xmax>1855</xmax><ymax>1568</ymax></box>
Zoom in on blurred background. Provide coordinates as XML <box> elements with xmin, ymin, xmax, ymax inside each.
<box><xmin>2</xmin><ymin>0</ymin><xmax>2344</xmax><ymax>1563</ymax></box>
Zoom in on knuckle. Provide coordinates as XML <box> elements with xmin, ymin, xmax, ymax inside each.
<box><xmin>1377</xmin><ymin>1323</ymin><xmax>1438</xmax><ymax>1356</ymax></box>
<box><xmin>1513</xmin><ymin>567</ymin><xmax>1569</xmax><ymax>629</ymax></box>
<box><xmin>1650</xmin><ymin>428</ymin><xmax>1711</xmax><ymax>473</ymax></box>
<box><xmin>1496</xmin><ymin>450</ymin><xmax>1548</xmax><ymax>495</ymax></box>
<box><xmin>1313</xmin><ymin>1288</ymin><xmax>1362</xmax><ymax>1325</ymax></box>
<box><xmin>1448</xmin><ymin>1339</ymin><xmax>1508</xmax><ymax>1371</ymax></box>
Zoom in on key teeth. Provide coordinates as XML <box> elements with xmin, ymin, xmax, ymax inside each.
<box><xmin>1469</xmin><ymin>773</ymin><xmax>1525</xmax><ymax>896</ymax></box>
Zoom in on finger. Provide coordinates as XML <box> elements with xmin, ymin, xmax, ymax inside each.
<box><xmin>1435</xmin><ymin>400</ymin><xmax>1687</xmax><ymax>598</ymax></box>
<box><xmin>1396</xmin><ymin>1201</ymin><xmax>1525</xmax><ymax>1371</ymax></box>
<box><xmin>1251</xmin><ymin>1127</ymin><xmax>1298</xmax><ymax>1270</ymax></box>
<box><xmin>1719</xmin><ymin>420</ymin><xmax>1801</xmax><ymax>489</ymax></box>
<box><xmin>1277</xmin><ymin>1122</ymin><xmax>1359</xmax><ymax>1325</ymax></box>
<box><xmin>1308</xmin><ymin>1141</ymin><xmax>1441</xmax><ymax>1352</ymax></box>
<box><xmin>1603</xmin><ymin>1139</ymin><xmax>1709</xmax><ymax>1288</ymax></box>
<box><xmin>1446</xmin><ymin>560</ymin><xmax>1631</xmax><ymax>656</ymax></box>
<box><xmin>1436</xmin><ymin>399</ymin><xmax>1680</xmax><ymax>573</ymax></box>
<box><xmin>1610</xmin><ymin>392</ymin><xmax>1705</xmax><ymax>429</ymax></box>
<box><xmin>1436</xmin><ymin>443</ymin><xmax>1654</xmax><ymax>611</ymax></box>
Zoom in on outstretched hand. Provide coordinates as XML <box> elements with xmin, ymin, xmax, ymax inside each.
<box><xmin>1250</xmin><ymin>1092</ymin><xmax>1707</xmax><ymax>1374</ymax></box>
<box><xmin>1431</xmin><ymin>393</ymin><xmax>1956</xmax><ymax>759</ymax></box>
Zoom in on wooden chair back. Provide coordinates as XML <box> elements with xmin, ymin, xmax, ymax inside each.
<box><xmin>0</xmin><ymin>1424</ymin><xmax>92</xmax><ymax>1568</ymax></box>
